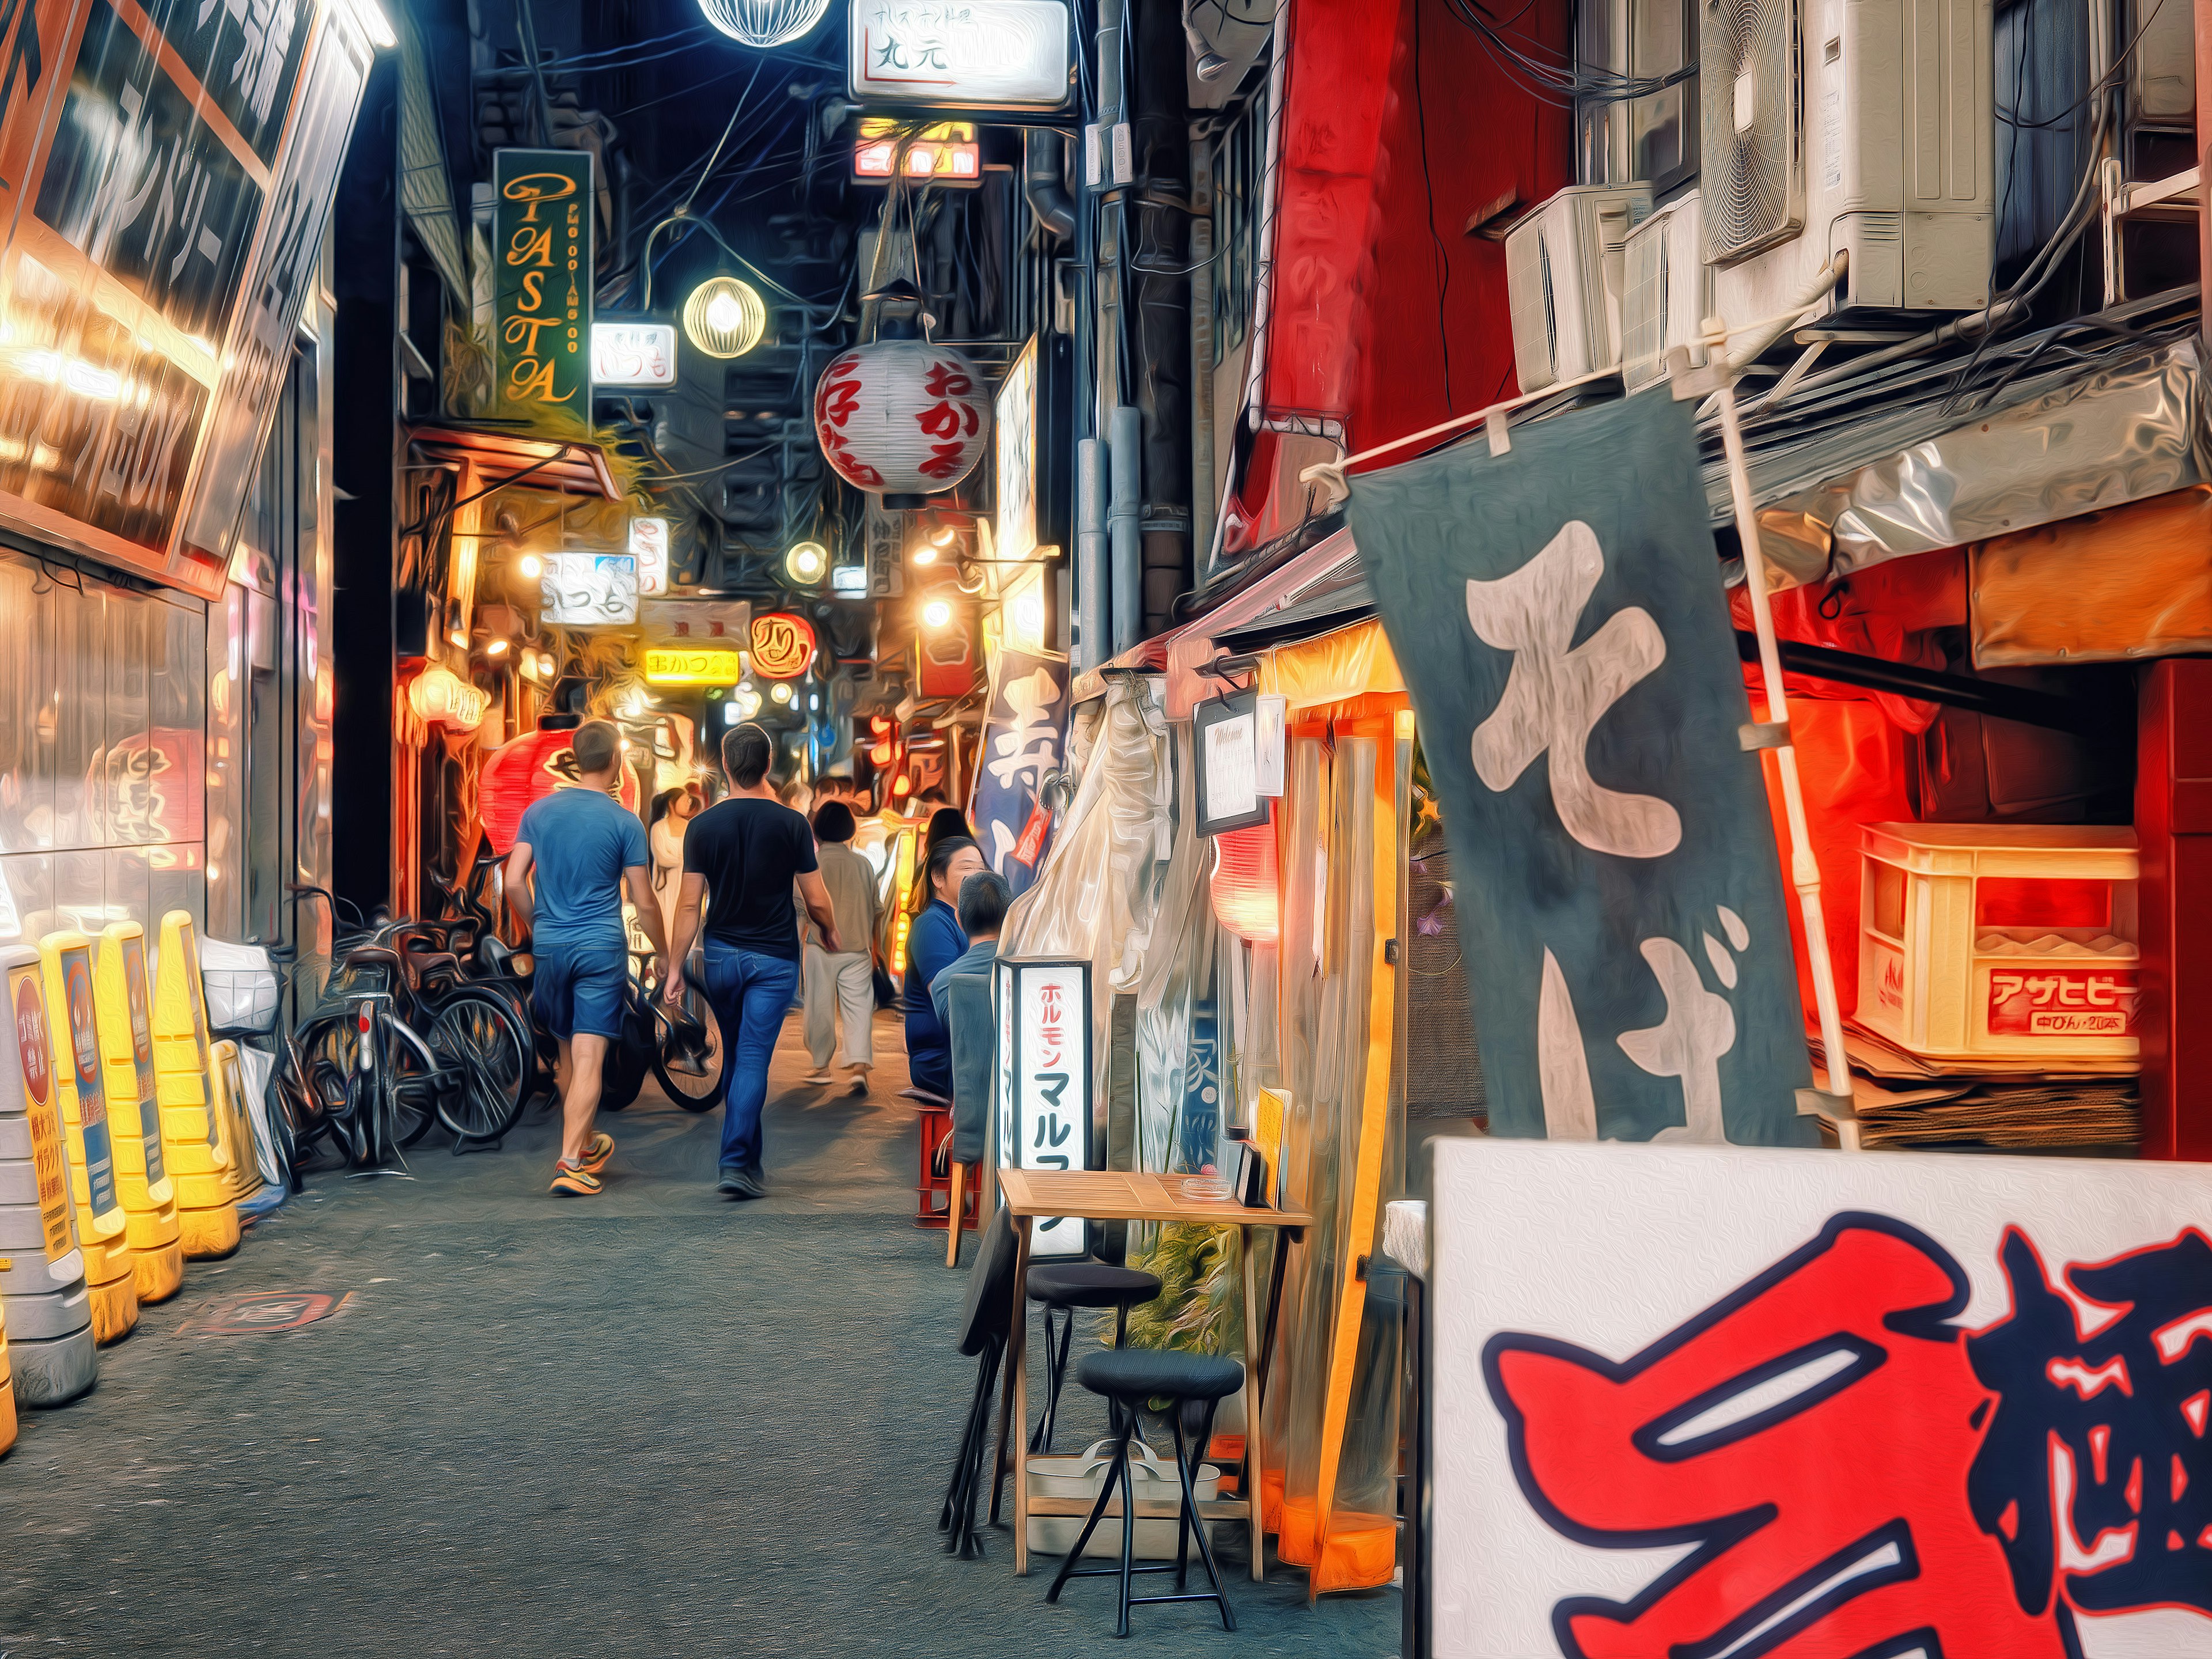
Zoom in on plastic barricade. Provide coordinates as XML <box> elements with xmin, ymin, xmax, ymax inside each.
<box><xmin>0</xmin><ymin>1301</ymin><xmax>15</xmax><ymax>1454</ymax></box>
<box><xmin>0</xmin><ymin>945</ymin><xmax>100</xmax><ymax>1398</ymax></box>
<box><xmin>151</xmin><ymin>912</ymin><xmax>262</xmax><ymax>1240</ymax></box>
<box><xmin>105</xmin><ymin>919</ymin><xmax>238</xmax><ymax>1257</ymax></box>
<box><xmin>39</xmin><ymin>934</ymin><xmax>142</xmax><ymax>1342</ymax></box>
<box><xmin>85</xmin><ymin>927</ymin><xmax>185</xmax><ymax>1300</ymax></box>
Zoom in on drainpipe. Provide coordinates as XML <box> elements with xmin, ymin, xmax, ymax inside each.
<box><xmin>1109</xmin><ymin>405</ymin><xmax>1143</xmax><ymax>657</ymax></box>
<box><xmin>1077</xmin><ymin>437</ymin><xmax>1109</xmax><ymax>671</ymax></box>
<box><xmin>1023</xmin><ymin>129</ymin><xmax>1075</xmax><ymax>242</ymax></box>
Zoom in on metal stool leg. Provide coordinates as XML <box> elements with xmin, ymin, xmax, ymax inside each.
<box><xmin>1116</xmin><ymin>1427</ymin><xmax>1137</xmax><ymax>1638</ymax></box>
<box><xmin>1047</xmin><ymin>1418</ymin><xmax>1134</xmax><ymax>1604</ymax></box>
<box><xmin>1174</xmin><ymin>1401</ymin><xmax>1236</xmax><ymax>1631</ymax></box>
<box><xmin>1032</xmin><ymin>1304</ymin><xmax>1073</xmax><ymax>1452</ymax></box>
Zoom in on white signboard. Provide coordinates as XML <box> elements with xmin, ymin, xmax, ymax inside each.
<box><xmin>540</xmin><ymin>553</ymin><xmax>638</xmax><ymax>627</ymax></box>
<box><xmin>994</xmin><ymin>335</ymin><xmax>1039</xmax><ymax>565</ymax></box>
<box><xmin>591</xmin><ymin>322</ymin><xmax>677</xmax><ymax>388</ymax></box>
<box><xmin>1431</xmin><ymin>1138</ymin><xmax>2212</xmax><ymax>1659</ymax></box>
<box><xmin>993</xmin><ymin>956</ymin><xmax>1090</xmax><ymax>1259</ymax></box>
<box><xmin>628</xmin><ymin>516</ymin><xmax>671</xmax><ymax>597</ymax></box>
<box><xmin>849</xmin><ymin>0</ymin><xmax>1073</xmax><ymax>110</ymax></box>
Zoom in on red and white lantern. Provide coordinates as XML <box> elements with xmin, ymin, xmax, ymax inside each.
<box><xmin>813</xmin><ymin>339</ymin><xmax>992</xmax><ymax>506</ymax></box>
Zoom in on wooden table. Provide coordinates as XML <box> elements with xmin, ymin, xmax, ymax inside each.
<box><xmin>995</xmin><ymin>1168</ymin><xmax>1311</xmax><ymax>1580</ymax></box>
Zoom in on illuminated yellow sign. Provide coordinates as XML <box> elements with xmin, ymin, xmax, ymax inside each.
<box><xmin>643</xmin><ymin>646</ymin><xmax>745</xmax><ymax>685</ymax></box>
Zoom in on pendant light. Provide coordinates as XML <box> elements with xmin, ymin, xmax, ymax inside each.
<box><xmin>694</xmin><ymin>0</ymin><xmax>828</xmax><ymax>48</ymax></box>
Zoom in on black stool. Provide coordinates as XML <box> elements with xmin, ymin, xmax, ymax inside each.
<box><xmin>938</xmin><ymin>1204</ymin><xmax>1018</xmax><ymax>1559</ymax></box>
<box><xmin>1025</xmin><ymin>1262</ymin><xmax>1163</xmax><ymax>1454</ymax></box>
<box><xmin>1047</xmin><ymin>1348</ymin><xmax>1243</xmax><ymax>1638</ymax></box>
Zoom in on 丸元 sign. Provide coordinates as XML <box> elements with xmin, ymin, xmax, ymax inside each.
<box><xmin>849</xmin><ymin>0</ymin><xmax>1073</xmax><ymax>109</ymax></box>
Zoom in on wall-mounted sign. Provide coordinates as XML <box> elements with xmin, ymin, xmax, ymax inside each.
<box><xmin>590</xmin><ymin>321</ymin><xmax>677</xmax><ymax>388</ymax></box>
<box><xmin>494</xmin><ymin>149</ymin><xmax>593</xmax><ymax>421</ymax></box>
<box><xmin>1433</xmin><ymin>1137</ymin><xmax>2212</xmax><ymax>1659</ymax></box>
<box><xmin>749</xmin><ymin>611</ymin><xmax>817</xmax><ymax>679</ymax></box>
<box><xmin>848</xmin><ymin>0</ymin><xmax>1072</xmax><ymax>109</ymax></box>
<box><xmin>642</xmin><ymin>597</ymin><xmax>751</xmax><ymax>643</ymax></box>
<box><xmin>629</xmin><ymin>515</ymin><xmax>671</xmax><ymax>596</ymax></box>
<box><xmin>643</xmin><ymin>646</ymin><xmax>745</xmax><ymax>685</ymax></box>
<box><xmin>994</xmin><ymin>335</ymin><xmax>1039</xmax><ymax>565</ymax></box>
<box><xmin>992</xmin><ymin>957</ymin><xmax>1092</xmax><ymax>1259</ymax></box>
<box><xmin>854</xmin><ymin>121</ymin><xmax>982</xmax><ymax>184</ymax></box>
<box><xmin>1192</xmin><ymin>690</ymin><xmax>1271</xmax><ymax>836</ymax></box>
<box><xmin>407</xmin><ymin>665</ymin><xmax>489</xmax><ymax>730</ymax></box>
<box><xmin>0</xmin><ymin>0</ymin><xmax>371</xmax><ymax>599</ymax></box>
<box><xmin>831</xmin><ymin>563</ymin><xmax>868</xmax><ymax>596</ymax></box>
<box><xmin>541</xmin><ymin>552</ymin><xmax>637</xmax><ymax>626</ymax></box>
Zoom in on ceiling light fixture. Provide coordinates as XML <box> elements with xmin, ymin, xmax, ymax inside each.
<box><xmin>785</xmin><ymin>540</ymin><xmax>828</xmax><ymax>584</ymax></box>
<box><xmin>694</xmin><ymin>0</ymin><xmax>829</xmax><ymax>47</ymax></box>
<box><xmin>517</xmin><ymin>552</ymin><xmax>543</xmax><ymax>579</ymax></box>
<box><xmin>921</xmin><ymin>599</ymin><xmax>953</xmax><ymax>630</ymax></box>
<box><xmin>683</xmin><ymin>275</ymin><xmax>766</xmax><ymax>359</ymax></box>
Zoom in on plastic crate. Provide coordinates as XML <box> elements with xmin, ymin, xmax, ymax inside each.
<box><xmin>1856</xmin><ymin>824</ymin><xmax>2139</xmax><ymax>1071</ymax></box>
<box><xmin>196</xmin><ymin>937</ymin><xmax>279</xmax><ymax>1035</ymax></box>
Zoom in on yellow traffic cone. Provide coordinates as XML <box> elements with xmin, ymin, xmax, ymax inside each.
<box><xmin>150</xmin><ymin>912</ymin><xmax>257</xmax><ymax>1252</ymax></box>
<box><xmin>103</xmin><ymin>921</ymin><xmax>239</xmax><ymax>1260</ymax></box>
<box><xmin>0</xmin><ymin>946</ymin><xmax>100</xmax><ymax>1403</ymax></box>
<box><xmin>39</xmin><ymin>934</ymin><xmax>141</xmax><ymax>1343</ymax></box>
<box><xmin>0</xmin><ymin>1298</ymin><xmax>17</xmax><ymax>1457</ymax></box>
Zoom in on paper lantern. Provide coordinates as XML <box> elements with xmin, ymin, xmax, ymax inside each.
<box><xmin>479</xmin><ymin>729</ymin><xmax>642</xmax><ymax>855</ymax></box>
<box><xmin>407</xmin><ymin>665</ymin><xmax>488</xmax><ymax>730</ymax></box>
<box><xmin>1211</xmin><ymin>820</ymin><xmax>1279</xmax><ymax>944</ymax></box>
<box><xmin>813</xmin><ymin>338</ymin><xmax>991</xmax><ymax>508</ymax></box>
<box><xmin>683</xmin><ymin>276</ymin><xmax>765</xmax><ymax>359</ymax></box>
<box><xmin>695</xmin><ymin>0</ymin><xmax>827</xmax><ymax>46</ymax></box>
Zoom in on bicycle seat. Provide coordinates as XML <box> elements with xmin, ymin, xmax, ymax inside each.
<box><xmin>345</xmin><ymin>946</ymin><xmax>405</xmax><ymax>970</ymax></box>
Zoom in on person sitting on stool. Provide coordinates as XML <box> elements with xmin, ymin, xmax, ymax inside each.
<box><xmin>930</xmin><ymin>870</ymin><xmax>1009</xmax><ymax>1032</ymax></box>
<box><xmin>902</xmin><ymin>836</ymin><xmax>983</xmax><ymax>1100</ymax></box>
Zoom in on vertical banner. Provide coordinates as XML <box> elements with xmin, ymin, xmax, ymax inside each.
<box><xmin>1347</xmin><ymin>395</ymin><xmax>1816</xmax><ymax>1146</ymax></box>
<box><xmin>971</xmin><ymin>645</ymin><xmax>1067</xmax><ymax>899</ymax></box>
<box><xmin>993</xmin><ymin>956</ymin><xmax>1092</xmax><ymax>1259</ymax></box>
<box><xmin>493</xmin><ymin>148</ymin><xmax>592</xmax><ymax>423</ymax></box>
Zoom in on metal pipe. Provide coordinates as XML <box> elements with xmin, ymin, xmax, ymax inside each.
<box><xmin>1735</xmin><ymin>632</ymin><xmax>2103</xmax><ymax>734</ymax></box>
<box><xmin>1108</xmin><ymin>405</ymin><xmax>1142</xmax><ymax>656</ymax></box>
<box><xmin>1077</xmin><ymin>438</ymin><xmax>1109</xmax><ymax>671</ymax></box>
<box><xmin>1022</xmin><ymin>129</ymin><xmax>1075</xmax><ymax>242</ymax></box>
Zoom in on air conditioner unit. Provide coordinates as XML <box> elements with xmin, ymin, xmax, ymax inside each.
<box><xmin>1703</xmin><ymin>0</ymin><xmax>1993</xmax><ymax>331</ymax></box>
<box><xmin>2127</xmin><ymin>0</ymin><xmax>2194</xmax><ymax>131</ymax></box>
<box><xmin>1506</xmin><ymin>184</ymin><xmax>1653</xmax><ymax>392</ymax></box>
<box><xmin>1621</xmin><ymin>191</ymin><xmax>1715</xmax><ymax>393</ymax></box>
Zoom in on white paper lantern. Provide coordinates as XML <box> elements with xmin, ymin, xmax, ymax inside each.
<box><xmin>813</xmin><ymin>339</ymin><xmax>992</xmax><ymax>507</ymax></box>
<box><xmin>695</xmin><ymin>0</ymin><xmax>829</xmax><ymax>47</ymax></box>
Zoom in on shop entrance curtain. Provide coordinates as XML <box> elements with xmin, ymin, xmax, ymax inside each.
<box><xmin>1346</xmin><ymin>396</ymin><xmax>1817</xmax><ymax>1146</ymax></box>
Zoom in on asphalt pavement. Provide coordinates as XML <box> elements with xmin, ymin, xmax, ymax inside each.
<box><xmin>0</xmin><ymin>1009</ymin><xmax>1397</xmax><ymax>1657</ymax></box>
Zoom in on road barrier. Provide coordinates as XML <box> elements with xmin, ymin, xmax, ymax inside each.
<box><xmin>0</xmin><ymin>946</ymin><xmax>99</xmax><ymax>1400</ymax></box>
<box><xmin>150</xmin><ymin>912</ymin><xmax>260</xmax><ymax>1249</ymax></box>
<box><xmin>40</xmin><ymin>934</ymin><xmax>141</xmax><ymax>1342</ymax></box>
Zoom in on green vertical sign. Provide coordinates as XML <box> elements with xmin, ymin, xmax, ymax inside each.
<box><xmin>494</xmin><ymin>149</ymin><xmax>593</xmax><ymax>421</ymax></box>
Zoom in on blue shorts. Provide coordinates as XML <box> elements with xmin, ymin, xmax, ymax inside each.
<box><xmin>531</xmin><ymin>942</ymin><xmax>628</xmax><ymax>1041</ymax></box>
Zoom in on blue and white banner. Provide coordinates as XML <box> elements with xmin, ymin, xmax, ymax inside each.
<box><xmin>1347</xmin><ymin>395</ymin><xmax>1816</xmax><ymax>1146</ymax></box>
<box><xmin>971</xmin><ymin>647</ymin><xmax>1069</xmax><ymax>900</ymax></box>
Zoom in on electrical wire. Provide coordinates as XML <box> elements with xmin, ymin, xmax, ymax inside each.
<box><xmin>1412</xmin><ymin>0</ymin><xmax>1454</xmax><ymax>408</ymax></box>
<box><xmin>1437</xmin><ymin>0</ymin><xmax>1698</xmax><ymax>108</ymax></box>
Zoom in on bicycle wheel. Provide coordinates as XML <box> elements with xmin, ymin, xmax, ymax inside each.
<box><xmin>650</xmin><ymin>998</ymin><xmax>728</xmax><ymax>1111</ymax></box>
<box><xmin>424</xmin><ymin>987</ymin><xmax>531</xmax><ymax>1142</ymax></box>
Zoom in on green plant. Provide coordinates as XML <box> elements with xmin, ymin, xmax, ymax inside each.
<box><xmin>1120</xmin><ymin>1222</ymin><xmax>1244</xmax><ymax>1361</ymax></box>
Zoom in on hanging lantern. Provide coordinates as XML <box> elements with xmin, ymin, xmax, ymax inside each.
<box><xmin>480</xmin><ymin>729</ymin><xmax>643</xmax><ymax>854</ymax></box>
<box><xmin>693</xmin><ymin>0</ymin><xmax>828</xmax><ymax>47</ymax></box>
<box><xmin>683</xmin><ymin>276</ymin><xmax>766</xmax><ymax>359</ymax></box>
<box><xmin>408</xmin><ymin>665</ymin><xmax>488</xmax><ymax>731</ymax></box>
<box><xmin>812</xmin><ymin>286</ymin><xmax>991</xmax><ymax>509</ymax></box>
<box><xmin>749</xmin><ymin>611</ymin><xmax>817</xmax><ymax>679</ymax></box>
<box><xmin>1211</xmin><ymin>820</ymin><xmax>1279</xmax><ymax>944</ymax></box>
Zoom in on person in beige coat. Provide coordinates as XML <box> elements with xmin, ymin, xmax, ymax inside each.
<box><xmin>801</xmin><ymin>800</ymin><xmax>879</xmax><ymax>1089</ymax></box>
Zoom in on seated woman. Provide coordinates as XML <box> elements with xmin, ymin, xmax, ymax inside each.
<box><xmin>902</xmin><ymin>835</ymin><xmax>984</xmax><ymax>1099</ymax></box>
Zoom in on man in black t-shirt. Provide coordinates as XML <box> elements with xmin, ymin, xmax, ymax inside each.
<box><xmin>667</xmin><ymin>725</ymin><xmax>842</xmax><ymax>1198</ymax></box>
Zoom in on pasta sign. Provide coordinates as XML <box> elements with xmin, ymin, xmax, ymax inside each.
<box><xmin>494</xmin><ymin>150</ymin><xmax>593</xmax><ymax>417</ymax></box>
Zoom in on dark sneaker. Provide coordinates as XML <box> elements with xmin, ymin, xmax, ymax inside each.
<box><xmin>717</xmin><ymin>1168</ymin><xmax>765</xmax><ymax>1199</ymax></box>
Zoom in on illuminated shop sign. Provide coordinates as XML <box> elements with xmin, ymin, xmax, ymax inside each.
<box><xmin>848</xmin><ymin>0</ymin><xmax>1072</xmax><ymax>109</ymax></box>
<box><xmin>541</xmin><ymin>552</ymin><xmax>638</xmax><ymax>626</ymax></box>
<box><xmin>991</xmin><ymin>956</ymin><xmax>1092</xmax><ymax>1259</ymax></box>
<box><xmin>749</xmin><ymin>611</ymin><xmax>817</xmax><ymax>679</ymax></box>
<box><xmin>591</xmin><ymin>321</ymin><xmax>677</xmax><ymax>388</ymax></box>
<box><xmin>629</xmin><ymin>515</ymin><xmax>671</xmax><ymax>596</ymax></box>
<box><xmin>643</xmin><ymin>646</ymin><xmax>745</xmax><ymax>685</ymax></box>
<box><xmin>494</xmin><ymin>149</ymin><xmax>594</xmax><ymax>421</ymax></box>
<box><xmin>853</xmin><ymin>121</ymin><xmax>981</xmax><ymax>184</ymax></box>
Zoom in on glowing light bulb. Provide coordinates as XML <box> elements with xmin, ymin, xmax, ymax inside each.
<box><xmin>486</xmin><ymin>638</ymin><xmax>509</xmax><ymax>656</ymax></box>
<box><xmin>921</xmin><ymin>599</ymin><xmax>952</xmax><ymax>630</ymax></box>
<box><xmin>770</xmin><ymin>682</ymin><xmax>793</xmax><ymax>704</ymax></box>
<box><xmin>910</xmin><ymin>544</ymin><xmax>938</xmax><ymax>566</ymax></box>
<box><xmin>518</xmin><ymin>553</ymin><xmax>543</xmax><ymax>579</ymax></box>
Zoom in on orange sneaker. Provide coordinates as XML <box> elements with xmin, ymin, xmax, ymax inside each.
<box><xmin>577</xmin><ymin>1132</ymin><xmax>615</xmax><ymax>1176</ymax></box>
<box><xmin>549</xmin><ymin>1161</ymin><xmax>603</xmax><ymax>1196</ymax></box>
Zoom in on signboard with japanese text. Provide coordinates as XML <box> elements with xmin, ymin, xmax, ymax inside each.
<box><xmin>749</xmin><ymin>611</ymin><xmax>816</xmax><ymax>679</ymax></box>
<box><xmin>590</xmin><ymin>321</ymin><xmax>676</xmax><ymax>388</ymax></box>
<box><xmin>994</xmin><ymin>334</ymin><xmax>1037</xmax><ymax>563</ymax></box>
<box><xmin>993</xmin><ymin>956</ymin><xmax>1091</xmax><ymax>1259</ymax></box>
<box><xmin>493</xmin><ymin>149</ymin><xmax>593</xmax><ymax>423</ymax></box>
<box><xmin>848</xmin><ymin>0</ymin><xmax>1073</xmax><ymax>110</ymax></box>
<box><xmin>180</xmin><ymin>4</ymin><xmax>372</xmax><ymax>568</ymax></box>
<box><xmin>1431</xmin><ymin>1137</ymin><xmax>2212</xmax><ymax>1659</ymax></box>
<box><xmin>1347</xmin><ymin>395</ymin><xmax>1816</xmax><ymax>1146</ymax></box>
<box><xmin>643</xmin><ymin>646</ymin><xmax>744</xmax><ymax>686</ymax></box>
<box><xmin>540</xmin><ymin>551</ymin><xmax>636</xmax><ymax>627</ymax></box>
<box><xmin>971</xmin><ymin>646</ymin><xmax>1065</xmax><ymax>900</ymax></box>
<box><xmin>0</xmin><ymin>0</ymin><xmax>366</xmax><ymax>597</ymax></box>
<box><xmin>628</xmin><ymin>514</ymin><xmax>671</xmax><ymax>596</ymax></box>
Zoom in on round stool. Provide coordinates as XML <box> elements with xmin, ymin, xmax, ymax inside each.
<box><xmin>1046</xmin><ymin>1347</ymin><xmax>1244</xmax><ymax>1638</ymax></box>
<box><xmin>1025</xmin><ymin>1262</ymin><xmax>1162</xmax><ymax>1453</ymax></box>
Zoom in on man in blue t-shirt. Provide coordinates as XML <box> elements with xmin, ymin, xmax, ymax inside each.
<box><xmin>506</xmin><ymin>720</ymin><xmax>668</xmax><ymax>1196</ymax></box>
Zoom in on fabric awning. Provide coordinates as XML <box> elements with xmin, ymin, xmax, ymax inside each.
<box><xmin>408</xmin><ymin>426</ymin><xmax>624</xmax><ymax>499</ymax></box>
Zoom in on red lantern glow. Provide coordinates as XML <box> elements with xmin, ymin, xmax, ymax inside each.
<box><xmin>1211</xmin><ymin>820</ymin><xmax>1279</xmax><ymax>944</ymax></box>
<box><xmin>479</xmin><ymin>729</ymin><xmax>643</xmax><ymax>855</ymax></box>
<box><xmin>749</xmin><ymin>611</ymin><xmax>816</xmax><ymax>680</ymax></box>
<box><xmin>812</xmin><ymin>339</ymin><xmax>991</xmax><ymax>501</ymax></box>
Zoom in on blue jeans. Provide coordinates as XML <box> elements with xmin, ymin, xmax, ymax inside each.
<box><xmin>701</xmin><ymin>945</ymin><xmax>801</xmax><ymax>1175</ymax></box>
